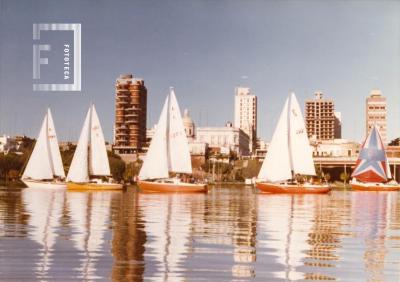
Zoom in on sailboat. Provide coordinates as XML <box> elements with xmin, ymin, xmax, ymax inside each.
<box><xmin>137</xmin><ymin>87</ymin><xmax>207</xmax><ymax>193</ymax></box>
<box><xmin>66</xmin><ymin>104</ymin><xmax>123</xmax><ymax>190</ymax></box>
<box><xmin>350</xmin><ymin>125</ymin><xmax>399</xmax><ymax>191</ymax></box>
<box><xmin>256</xmin><ymin>92</ymin><xmax>331</xmax><ymax>194</ymax></box>
<box><xmin>21</xmin><ymin>109</ymin><xmax>66</xmax><ymax>189</ymax></box>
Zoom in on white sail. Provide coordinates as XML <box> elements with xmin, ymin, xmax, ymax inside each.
<box><xmin>288</xmin><ymin>93</ymin><xmax>316</xmax><ymax>176</ymax></box>
<box><xmin>139</xmin><ymin>95</ymin><xmax>170</xmax><ymax>180</ymax></box>
<box><xmin>47</xmin><ymin>109</ymin><xmax>66</xmax><ymax>178</ymax></box>
<box><xmin>22</xmin><ymin>114</ymin><xmax>53</xmax><ymax>180</ymax></box>
<box><xmin>258</xmin><ymin>97</ymin><xmax>292</xmax><ymax>182</ymax></box>
<box><xmin>168</xmin><ymin>88</ymin><xmax>192</xmax><ymax>174</ymax></box>
<box><xmin>66</xmin><ymin>108</ymin><xmax>91</xmax><ymax>182</ymax></box>
<box><xmin>89</xmin><ymin>105</ymin><xmax>111</xmax><ymax>176</ymax></box>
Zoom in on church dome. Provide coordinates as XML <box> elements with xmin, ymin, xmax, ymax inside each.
<box><xmin>182</xmin><ymin>109</ymin><xmax>195</xmax><ymax>138</ymax></box>
<box><xmin>182</xmin><ymin>109</ymin><xmax>194</xmax><ymax>126</ymax></box>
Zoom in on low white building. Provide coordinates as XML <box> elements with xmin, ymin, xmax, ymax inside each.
<box><xmin>189</xmin><ymin>141</ymin><xmax>208</xmax><ymax>156</ymax></box>
<box><xmin>312</xmin><ymin>139</ymin><xmax>360</xmax><ymax>157</ymax></box>
<box><xmin>196</xmin><ymin>123</ymin><xmax>250</xmax><ymax>156</ymax></box>
<box><xmin>0</xmin><ymin>135</ymin><xmax>15</xmax><ymax>153</ymax></box>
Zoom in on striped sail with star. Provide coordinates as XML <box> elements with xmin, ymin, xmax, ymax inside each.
<box><xmin>351</xmin><ymin>125</ymin><xmax>388</xmax><ymax>183</ymax></box>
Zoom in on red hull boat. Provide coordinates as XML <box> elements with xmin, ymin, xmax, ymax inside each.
<box><xmin>256</xmin><ymin>182</ymin><xmax>331</xmax><ymax>194</ymax></box>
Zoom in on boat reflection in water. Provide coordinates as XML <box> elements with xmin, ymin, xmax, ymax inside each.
<box><xmin>67</xmin><ymin>191</ymin><xmax>116</xmax><ymax>280</ymax></box>
<box><xmin>138</xmin><ymin>192</ymin><xmax>204</xmax><ymax>281</ymax></box>
<box><xmin>350</xmin><ymin>192</ymin><xmax>399</xmax><ymax>281</ymax></box>
<box><xmin>0</xmin><ymin>187</ymin><xmax>399</xmax><ymax>280</ymax></box>
<box><xmin>257</xmin><ymin>193</ymin><xmax>339</xmax><ymax>281</ymax></box>
<box><xmin>21</xmin><ymin>188</ymin><xmax>65</xmax><ymax>279</ymax></box>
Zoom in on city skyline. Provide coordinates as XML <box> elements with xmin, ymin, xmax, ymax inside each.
<box><xmin>0</xmin><ymin>0</ymin><xmax>399</xmax><ymax>143</ymax></box>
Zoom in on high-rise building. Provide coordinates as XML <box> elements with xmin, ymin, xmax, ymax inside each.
<box><xmin>366</xmin><ymin>90</ymin><xmax>387</xmax><ymax>144</ymax></box>
<box><xmin>234</xmin><ymin>87</ymin><xmax>257</xmax><ymax>153</ymax></box>
<box><xmin>305</xmin><ymin>92</ymin><xmax>335</xmax><ymax>140</ymax></box>
<box><xmin>113</xmin><ymin>74</ymin><xmax>147</xmax><ymax>154</ymax></box>
<box><xmin>334</xmin><ymin>111</ymin><xmax>342</xmax><ymax>139</ymax></box>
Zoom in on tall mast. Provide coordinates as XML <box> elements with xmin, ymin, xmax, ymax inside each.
<box><xmin>166</xmin><ymin>88</ymin><xmax>172</xmax><ymax>173</ymax></box>
<box><xmin>45</xmin><ymin>112</ymin><xmax>54</xmax><ymax>177</ymax></box>
<box><xmin>88</xmin><ymin>105</ymin><xmax>93</xmax><ymax>177</ymax></box>
<box><xmin>287</xmin><ymin>94</ymin><xmax>294</xmax><ymax>180</ymax></box>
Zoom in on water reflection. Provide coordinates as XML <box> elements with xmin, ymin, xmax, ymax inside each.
<box><xmin>67</xmin><ymin>192</ymin><xmax>114</xmax><ymax>280</ymax></box>
<box><xmin>138</xmin><ymin>192</ymin><xmax>205</xmax><ymax>281</ymax></box>
<box><xmin>111</xmin><ymin>187</ymin><xmax>146</xmax><ymax>281</ymax></box>
<box><xmin>350</xmin><ymin>192</ymin><xmax>399</xmax><ymax>282</ymax></box>
<box><xmin>22</xmin><ymin>188</ymin><xmax>65</xmax><ymax>279</ymax></box>
<box><xmin>257</xmin><ymin>194</ymin><xmax>338</xmax><ymax>281</ymax></box>
<box><xmin>0</xmin><ymin>186</ymin><xmax>399</xmax><ymax>281</ymax></box>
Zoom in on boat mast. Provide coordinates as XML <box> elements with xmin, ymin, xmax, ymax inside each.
<box><xmin>88</xmin><ymin>105</ymin><xmax>93</xmax><ymax>178</ymax></box>
<box><xmin>287</xmin><ymin>94</ymin><xmax>294</xmax><ymax>180</ymax></box>
<box><xmin>45</xmin><ymin>112</ymin><xmax>52</xmax><ymax>177</ymax></box>
<box><xmin>166</xmin><ymin>89</ymin><xmax>172</xmax><ymax>176</ymax></box>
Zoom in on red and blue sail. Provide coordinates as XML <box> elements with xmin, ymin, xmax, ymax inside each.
<box><xmin>352</xmin><ymin>126</ymin><xmax>388</xmax><ymax>183</ymax></box>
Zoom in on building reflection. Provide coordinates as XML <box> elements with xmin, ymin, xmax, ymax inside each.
<box><xmin>1</xmin><ymin>186</ymin><xmax>399</xmax><ymax>281</ymax></box>
<box><xmin>193</xmin><ymin>186</ymin><xmax>258</xmax><ymax>279</ymax></box>
<box><xmin>303</xmin><ymin>193</ymin><xmax>344</xmax><ymax>281</ymax></box>
<box><xmin>111</xmin><ymin>188</ymin><xmax>146</xmax><ymax>281</ymax></box>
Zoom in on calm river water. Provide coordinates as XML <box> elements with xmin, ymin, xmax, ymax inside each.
<box><xmin>0</xmin><ymin>186</ymin><xmax>399</xmax><ymax>281</ymax></box>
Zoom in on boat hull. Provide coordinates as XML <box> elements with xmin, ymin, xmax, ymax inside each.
<box><xmin>67</xmin><ymin>182</ymin><xmax>124</xmax><ymax>191</ymax></box>
<box><xmin>138</xmin><ymin>180</ymin><xmax>207</xmax><ymax>193</ymax></box>
<box><xmin>256</xmin><ymin>182</ymin><xmax>331</xmax><ymax>194</ymax></box>
<box><xmin>22</xmin><ymin>179</ymin><xmax>66</xmax><ymax>189</ymax></box>
<box><xmin>351</xmin><ymin>182</ymin><xmax>399</xmax><ymax>192</ymax></box>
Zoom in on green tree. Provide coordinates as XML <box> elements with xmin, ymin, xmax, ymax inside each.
<box><xmin>0</xmin><ymin>153</ymin><xmax>25</xmax><ymax>183</ymax></box>
<box><xmin>107</xmin><ymin>151</ymin><xmax>125</xmax><ymax>181</ymax></box>
<box><xmin>389</xmin><ymin>138</ymin><xmax>400</xmax><ymax>146</ymax></box>
<box><xmin>340</xmin><ymin>172</ymin><xmax>350</xmax><ymax>183</ymax></box>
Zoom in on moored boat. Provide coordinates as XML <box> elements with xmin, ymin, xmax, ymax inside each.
<box><xmin>256</xmin><ymin>92</ymin><xmax>331</xmax><ymax>194</ymax></box>
<box><xmin>350</xmin><ymin>179</ymin><xmax>398</xmax><ymax>192</ymax></box>
<box><xmin>257</xmin><ymin>182</ymin><xmax>331</xmax><ymax>194</ymax></box>
<box><xmin>21</xmin><ymin>109</ymin><xmax>66</xmax><ymax>189</ymax></box>
<box><xmin>137</xmin><ymin>88</ymin><xmax>207</xmax><ymax>193</ymax></box>
<box><xmin>350</xmin><ymin>125</ymin><xmax>400</xmax><ymax>191</ymax></box>
<box><xmin>22</xmin><ymin>179</ymin><xmax>66</xmax><ymax>189</ymax></box>
<box><xmin>66</xmin><ymin>104</ymin><xmax>123</xmax><ymax>190</ymax></box>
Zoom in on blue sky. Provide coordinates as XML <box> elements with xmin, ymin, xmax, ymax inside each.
<box><xmin>0</xmin><ymin>0</ymin><xmax>399</xmax><ymax>143</ymax></box>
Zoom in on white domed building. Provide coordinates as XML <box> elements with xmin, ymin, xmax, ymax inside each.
<box><xmin>182</xmin><ymin>109</ymin><xmax>195</xmax><ymax>141</ymax></box>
